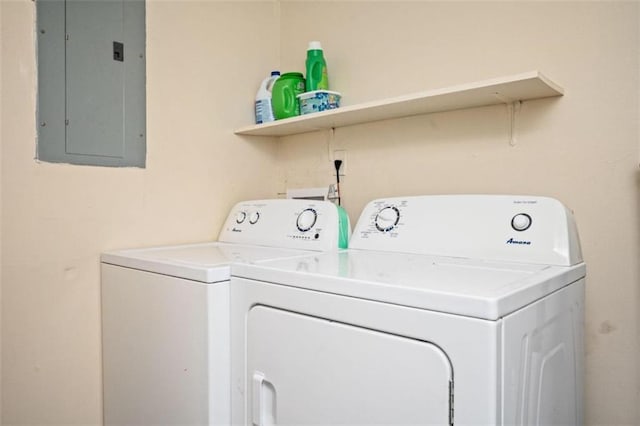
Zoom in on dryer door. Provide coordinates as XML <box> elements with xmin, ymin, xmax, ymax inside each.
<box><xmin>247</xmin><ymin>305</ymin><xmax>453</xmax><ymax>425</ymax></box>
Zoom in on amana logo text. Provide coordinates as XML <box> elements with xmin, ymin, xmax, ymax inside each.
<box><xmin>506</xmin><ymin>238</ymin><xmax>531</xmax><ymax>245</ymax></box>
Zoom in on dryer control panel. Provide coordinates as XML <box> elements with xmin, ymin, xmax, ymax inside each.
<box><xmin>219</xmin><ymin>199</ymin><xmax>349</xmax><ymax>251</ymax></box>
<box><xmin>350</xmin><ymin>195</ymin><xmax>582</xmax><ymax>266</ymax></box>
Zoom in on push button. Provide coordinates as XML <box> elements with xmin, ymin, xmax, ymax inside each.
<box><xmin>511</xmin><ymin>213</ymin><xmax>532</xmax><ymax>232</ymax></box>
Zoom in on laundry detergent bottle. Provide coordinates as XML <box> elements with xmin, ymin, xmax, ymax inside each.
<box><xmin>271</xmin><ymin>72</ymin><xmax>306</xmax><ymax>119</ymax></box>
<box><xmin>255</xmin><ymin>71</ymin><xmax>280</xmax><ymax>124</ymax></box>
<box><xmin>305</xmin><ymin>41</ymin><xmax>329</xmax><ymax>92</ymax></box>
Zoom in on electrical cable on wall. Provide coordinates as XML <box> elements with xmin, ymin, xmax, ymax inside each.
<box><xmin>334</xmin><ymin>160</ymin><xmax>342</xmax><ymax>206</ymax></box>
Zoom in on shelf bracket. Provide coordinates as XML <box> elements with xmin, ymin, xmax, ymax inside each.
<box><xmin>493</xmin><ymin>92</ymin><xmax>521</xmax><ymax>146</ymax></box>
<box><xmin>326</xmin><ymin>127</ymin><xmax>336</xmax><ymax>160</ymax></box>
<box><xmin>508</xmin><ymin>100</ymin><xmax>522</xmax><ymax>146</ymax></box>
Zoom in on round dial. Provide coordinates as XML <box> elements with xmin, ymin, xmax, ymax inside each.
<box><xmin>249</xmin><ymin>211</ymin><xmax>260</xmax><ymax>225</ymax></box>
<box><xmin>511</xmin><ymin>213</ymin><xmax>532</xmax><ymax>231</ymax></box>
<box><xmin>296</xmin><ymin>208</ymin><xmax>317</xmax><ymax>232</ymax></box>
<box><xmin>235</xmin><ymin>211</ymin><xmax>247</xmax><ymax>224</ymax></box>
<box><xmin>375</xmin><ymin>206</ymin><xmax>400</xmax><ymax>232</ymax></box>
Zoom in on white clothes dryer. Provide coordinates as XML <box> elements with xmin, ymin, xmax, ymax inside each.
<box><xmin>230</xmin><ymin>195</ymin><xmax>586</xmax><ymax>425</ymax></box>
<box><xmin>101</xmin><ymin>199</ymin><xmax>350</xmax><ymax>426</ymax></box>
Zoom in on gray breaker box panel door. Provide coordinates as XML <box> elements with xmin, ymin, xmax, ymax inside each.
<box><xmin>37</xmin><ymin>0</ymin><xmax>146</xmax><ymax>167</ymax></box>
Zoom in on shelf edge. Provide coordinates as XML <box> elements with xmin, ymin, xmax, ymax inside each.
<box><xmin>234</xmin><ymin>71</ymin><xmax>564</xmax><ymax>137</ymax></box>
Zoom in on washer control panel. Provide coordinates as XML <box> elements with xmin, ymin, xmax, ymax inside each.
<box><xmin>350</xmin><ymin>195</ymin><xmax>582</xmax><ymax>266</ymax></box>
<box><xmin>219</xmin><ymin>199</ymin><xmax>345</xmax><ymax>251</ymax></box>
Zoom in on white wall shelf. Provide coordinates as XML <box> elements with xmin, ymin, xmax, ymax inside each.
<box><xmin>234</xmin><ymin>71</ymin><xmax>563</xmax><ymax>137</ymax></box>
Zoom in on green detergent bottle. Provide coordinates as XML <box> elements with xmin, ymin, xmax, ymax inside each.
<box><xmin>305</xmin><ymin>41</ymin><xmax>329</xmax><ymax>92</ymax></box>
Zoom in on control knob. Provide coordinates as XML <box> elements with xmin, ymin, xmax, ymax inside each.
<box><xmin>375</xmin><ymin>206</ymin><xmax>400</xmax><ymax>232</ymax></box>
<box><xmin>249</xmin><ymin>211</ymin><xmax>260</xmax><ymax>225</ymax></box>
<box><xmin>235</xmin><ymin>211</ymin><xmax>247</xmax><ymax>224</ymax></box>
<box><xmin>296</xmin><ymin>208</ymin><xmax>317</xmax><ymax>232</ymax></box>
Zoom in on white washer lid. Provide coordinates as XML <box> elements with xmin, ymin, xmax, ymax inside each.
<box><xmin>101</xmin><ymin>242</ymin><xmax>314</xmax><ymax>283</ymax></box>
<box><xmin>231</xmin><ymin>250</ymin><xmax>586</xmax><ymax>320</ymax></box>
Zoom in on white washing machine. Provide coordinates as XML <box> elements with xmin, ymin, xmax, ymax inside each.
<box><xmin>101</xmin><ymin>199</ymin><xmax>350</xmax><ymax>425</ymax></box>
<box><xmin>230</xmin><ymin>195</ymin><xmax>586</xmax><ymax>425</ymax></box>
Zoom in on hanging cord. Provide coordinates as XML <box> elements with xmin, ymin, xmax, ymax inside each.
<box><xmin>334</xmin><ymin>160</ymin><xmax>343</xmax><ymax>206</ymax></box>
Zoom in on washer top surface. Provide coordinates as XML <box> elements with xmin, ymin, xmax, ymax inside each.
<box><xmin>232</xmin><ymin>249</ymin><xmax>585</xmax><ymax>320</ymax></box>
<box><xmin>232</xmin><ymin>195</ymin><xmax>585</xmax><ymax>319</ymax></box>
<box><xmin>102</xmin><ymin>242</ymin><xmax>315</xmax><ymax>283</ymax></box>
<box><xmin>101</xmin><ymin>199</ymin><xmax>349</xmax><ymax>283</ymax></box>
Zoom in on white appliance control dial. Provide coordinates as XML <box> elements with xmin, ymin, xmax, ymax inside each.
<box><xmin>375</xmin><ymin>206</ymin><xmax>400</xmax><ymax>232</ymax></box>
<box><xmin>296</xmin><ymin>208</ymin><xmax>317</xmax><ymax>232</ymax></box>
<box><xmin>249</xmin><ymin>211</ymin><xmax>260</xmax><ymax>225</ymax></box>
<box><xmin>511</xmin><ymin>213</ymin><xmax>532</xmax><ymax>231</ymax></box>
<box><xmin>235</xmin><ymin>211</ymin><xmax>247</xmax><ymax>224</ymax></box>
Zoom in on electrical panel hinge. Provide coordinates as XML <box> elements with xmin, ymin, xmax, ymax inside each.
<box><xmin>449</xmin><ymin>380</ymin><xmax>454</xmax><ymax>425</ymax></box>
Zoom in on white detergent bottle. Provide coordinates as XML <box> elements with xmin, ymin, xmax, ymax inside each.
<box><xmin>255</xmin><ymin>71</ymin><xmax>280</xmax><ymax>124</ymax></box>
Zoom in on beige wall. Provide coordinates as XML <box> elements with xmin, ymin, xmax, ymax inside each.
<box><xmin>1</xmin><ymin>0</ymin><xmax>280</xmax><ymax>423</ymax></box>
<box><xmin>0</xmin><ymin>0</ymin><xmax>3</xmax><ymax>420</ymax></box>
<box><xmin>277</xmin><ymin>1</ymin><xmax>639</xmax><ymax>425</ymax></box>
<box><xmin>1</xmin><ymin>0</ymin><xmax>639</xmax><ymax>424</ymax></box>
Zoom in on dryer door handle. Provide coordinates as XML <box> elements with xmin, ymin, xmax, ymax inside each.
<box><xmin>252</xmin><ymin>371</ymin><xmax>276</xmax><ymax>426</ymax></box>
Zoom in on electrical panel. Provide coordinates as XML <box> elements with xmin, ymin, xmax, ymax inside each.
<box><xmin>37</xmin><ymin>0</ymin><xmax>146</xmax><ymax>167</ymax></box>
